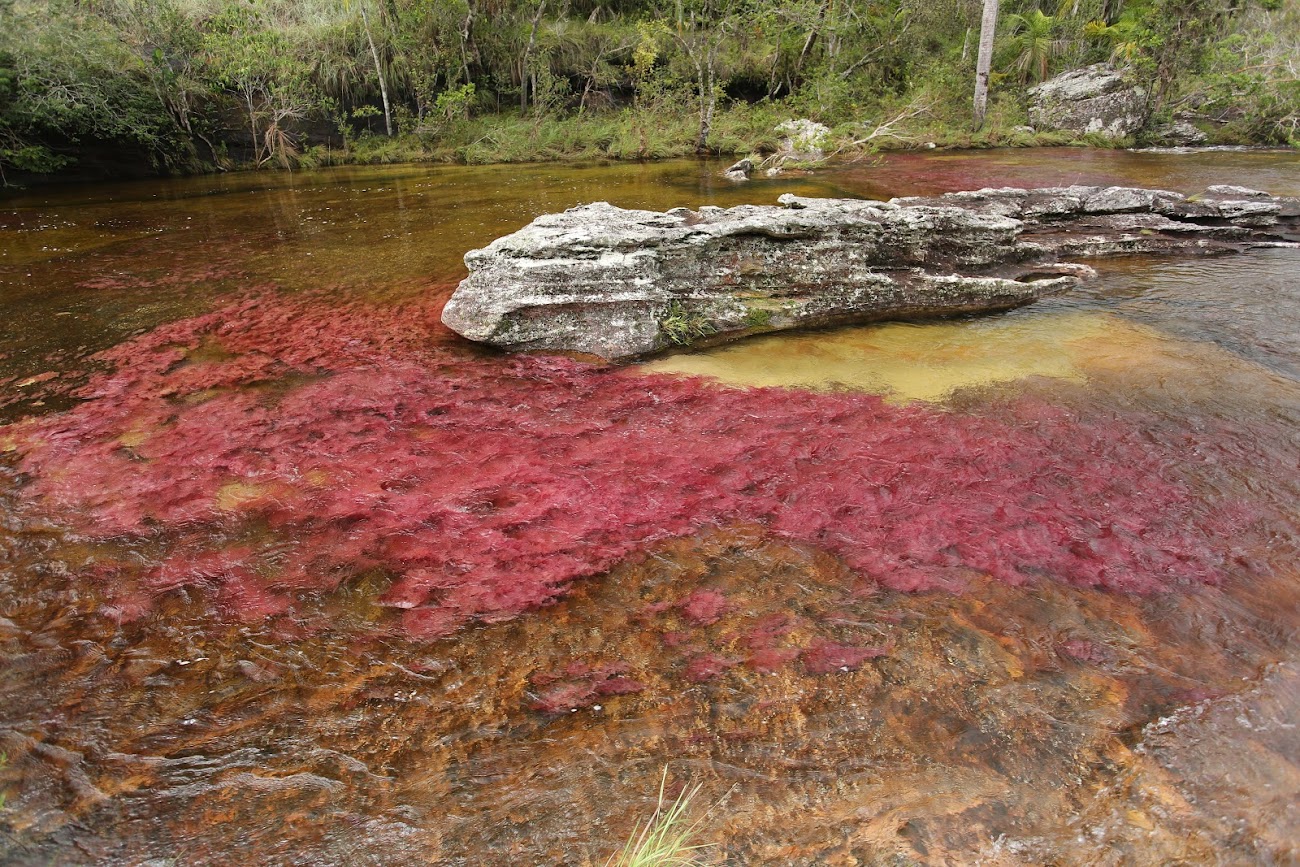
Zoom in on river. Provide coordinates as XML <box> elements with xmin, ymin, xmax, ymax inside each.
<box><xmin>1</xmin><ymin>149</ymin><xmax>1298</xmax><ymax>865</ymax></box>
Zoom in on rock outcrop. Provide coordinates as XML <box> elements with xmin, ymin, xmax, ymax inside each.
<box><xmin>440</xmin><ymin>185</ymin><xmax>1300</xmax><ymax>360</ymax></box>
<box><xmin>775</xmin><ymin>119</ymin><xmax>831</xmax><ymax>162</ymax></box>
<box><xmin>1028</xmin><ymin>63</ymin><xmax>1148</xmax><ymax>138</ymax></box>
<box><xmin>1151</xmin><ymin>119</ymin><xmax>1208</xmax><ymax>147</ymax></box>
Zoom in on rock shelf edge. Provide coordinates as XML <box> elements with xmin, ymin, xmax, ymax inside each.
<box><xmin>440</xmin><ymin>185</ymin><xmax>1300</xmax><ymax>361</ymax></box>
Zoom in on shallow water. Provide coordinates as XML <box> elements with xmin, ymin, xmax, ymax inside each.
<box><xmin>643</xmin><ymin>311</ymin><xmax>1154</xmax><ymax>402</ymax></box>
<box><xmin>1</xmin><ymin>149</ymin><xmax>1298</xmax><ymax>865</ymax></box>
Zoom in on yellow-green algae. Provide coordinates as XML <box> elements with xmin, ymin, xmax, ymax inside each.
<box><xmin>641</xmin><ymin>311</ymin><xmax>1178</xmax><ymax>403</ymax></box>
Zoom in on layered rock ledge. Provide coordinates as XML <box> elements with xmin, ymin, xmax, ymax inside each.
<box><xmin>441</xmin><ymin>185</ymin><xmax>1300</xmax><ymax>360</ymax></box>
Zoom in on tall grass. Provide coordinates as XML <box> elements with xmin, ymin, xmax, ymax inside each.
<box><xmin>606</xmin><ymin>770</ymin><xmax>712</xmax><ymax>867</ymax></box>
<box><xmin>289</xmin><ymin>94</ymin><xmax>1122</xmax><ymax>174</ymax></box>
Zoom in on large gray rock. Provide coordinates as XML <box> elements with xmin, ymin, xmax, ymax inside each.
<box><xmin>443</xmin><ymin>200</ymin><xmax>1077</xmax><ymax>359</ymax></box>
<box><xmin>1028</xmin><ymin>64</ymin><xmax>1148</xmax><ymax>138</ymax></box>
<box><xmin>441</xmin><ymin>185</ymin><xmax>1300</xmax><ymax>360</ymax></box>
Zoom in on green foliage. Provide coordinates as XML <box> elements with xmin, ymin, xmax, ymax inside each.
<box><xmin>1194</xmin><ymin>2</ymin><xmax>1300</xmax><ymax>145</ymax></box>
<box><xmin>1001</xmin><ymin>10</ymin><xmax>1066</xmax><ymax>83</ymax></box>
<box><xmin>202</xmin><ymin>3</ymin><xmax>326</xmax><ymax>167</ymax></box>
<box><xmin>0</xmin><ymin>144</ymin><xmax>70</xmax><ymax>173</ymax></box>
<box><xmin>1084</xmin><ymin>18</ymin><xmax>1143</xmax><ymax>64</ymax></box>
<box><xmin>0</xmin><ymin>2</ymin><xmax>203</xmax><ymax>182</ymax></box>
<box><xmin>1108</xmin><ymin>0</ymin><xmax>1236</xmax><ymax>104</ymax></box>
<box><xmin>433</xmin><ymin>83</ymin><xmax>476</xmax><ymax>123</ymax></box>
<box><xmin>0</xmin><ymin>0</ymin><xmax>1293</xmax><ymax>183</ymax></box>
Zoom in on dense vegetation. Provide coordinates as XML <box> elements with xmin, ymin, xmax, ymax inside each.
<box><xmin>0</xmin><ymin>0</ymin><xmax>1296</xmax><ymax>182</ymax></box>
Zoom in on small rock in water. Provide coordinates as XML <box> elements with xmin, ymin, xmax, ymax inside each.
<box><xmin>722</xmin><ymin>158</ymin><xmax>753</xmax><ymax>181</ymax></box>
<box><xmin>1152</xmin><ymin>119</ymin><xmax>1207</xmax><ymax>147</ymax></box>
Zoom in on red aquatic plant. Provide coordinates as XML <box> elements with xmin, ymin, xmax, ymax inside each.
<box><xmin>748</xmin><ymin>647</ymin><xmax>802</xmax><ymax>674</ymax></box>
<box><xmin>742</xmin><ymin>613</ymin><xmax>802</xmax><ymax>673</ymax></box>
<box><xmin>3</xmin><ymin>288</ymin><xmax>1277</xmax><ymax>639</ymax></box>
<box><xmin>682</xmin><ymin>652</ymin><xmax>740</xmax><ymax>683</ymax></box>
<box><xmin>801</xmin><ymin>640</ymin><xmax>890</xmax><ymax>675</ymax></box>
<box><xmin>678</xmin><ymin>589</ymin><xmax>730</xmax><ymax>626</ymax></box>
<box><xmin>529</xmin><ymin>661</ymin><xmax>645</xmax><ymax>713</ymax></box>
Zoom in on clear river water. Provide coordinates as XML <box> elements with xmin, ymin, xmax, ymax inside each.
<box><xmin>1</xmin><ymin>148</ymin><xmax>1298</xmax><ymax>865</ymax></box>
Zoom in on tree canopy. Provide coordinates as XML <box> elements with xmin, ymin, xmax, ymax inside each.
<box><xmin>0</xmin><ymin>0</ymin><xmax>1294</xmax><ymax>181</ymax></box>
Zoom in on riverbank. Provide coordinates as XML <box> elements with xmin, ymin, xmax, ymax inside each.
<box><xmin>301</xmin><ymin>102</ymin><xmax>1091</xmax><ymax>170</ymax></box>
<box><xmin>166</xmin><ymin>87</ymin><xmax>1300</xmax><ymax>176</ymax></box>
<box><xmin>5</xmin><ymin>0</ymin><xmax>1297</xmax><ymax>189</ymax></box>
<box><xmin>10</xmin><ymin>106</ymin><xmax>1292</xmax><ymax>191</ymax></box>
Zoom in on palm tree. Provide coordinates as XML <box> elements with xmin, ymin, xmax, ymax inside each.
<box><xmin>1084</xmin><ymin>18</ymin><xmax>1142</xmax><ymax>65</ymax></box>
<box><xmin>973</xmin><ymin>0</ymin><xmax>1000</xmax><ymax>128</ymax></box>
<box><xmin>1004</xmin><ymin>9</ymin><xmax>1065</xmax><ymax>83</ymax></box>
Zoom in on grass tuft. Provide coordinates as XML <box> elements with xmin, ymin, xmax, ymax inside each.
<box><xmin>607</xmin><ymin>769</ymin><xmax>711</xmax><ymax>867</ymax></box>
<box><xmin>660</xmin><ymin>301</ymin><xmax>716</xmax><ymax>347</ymax></box>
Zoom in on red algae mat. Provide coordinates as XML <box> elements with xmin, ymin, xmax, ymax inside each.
<box><xmin>3</xmin><ymin>290</ymin><xmax>1270</xmax><ymax>639</ymax></box>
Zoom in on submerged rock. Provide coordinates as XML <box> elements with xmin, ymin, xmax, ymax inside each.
<box><xmin>1028</xmin><ymin>63</ymin><xmax>1148</xmax><ymax>138</ymax></box>
<box><xmin>441</xmin><ymin>186</ymin><xmax>1300</xmax><ymax>360</ymax></box>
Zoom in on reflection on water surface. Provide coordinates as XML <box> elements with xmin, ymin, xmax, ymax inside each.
<box><xmin>1</xmin><ymin>149</ymin><xmax>1299</xmax><ymax>865</ymax></box>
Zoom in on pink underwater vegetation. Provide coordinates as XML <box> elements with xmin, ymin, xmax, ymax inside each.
<box><xmin>529</xmin><ymin>661</ymin><xmax>645</xmax><ymax>713</ymax></box>
<box><xmin>801</xmin><ymin>640</ymin><xmax>890</xmax><ymax>675</ymax></box>
<box><xmin>6</xmin><ymin>289</ymin><xmax>1269</xmax><ymax>639</ymax></box>
<box><xmin>682</xmin><ymin>652</ymin><xmax>741</xmax><ymax>683</ymax></box>
<box><xmin>679</xmin><ymin>589</ymin><xmax>731</xmax><ymax>626</ymax></box>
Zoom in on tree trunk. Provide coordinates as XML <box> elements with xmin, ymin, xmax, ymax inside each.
<box><xmin>460</xmin><ymin>1</ymin><xmax>476</xmax><ymax>85</ymax></box>
<box><xmin>766</xmin><ymin>45</ymin><xmax>784</xmax><ymax>98</ymax></box>
<box><xmin>692</xmin><ymin>50</ymin><xmax>709</xmax><ymax>151</ymax></box>
<box><xmin>972</xmin><ymin>0</ymin><xmax>999</xmax><ymax>129</ymax></box>
<box><xmin>245</xmin><ymin>87</ymin><xmax>262</xmax><ymax>165</ymax></box>
<box><xmin>360</xmin><ymin>3</ymin><xmax>393</xmax><ymax>136</ymax></box>
<box><xmin>792</xmin><ymin>0</ymin><xmax>830</xmax><ymax>88</ymax></box>
<box><xmin>692</xmin><ymin>42</ymin><xmax>721</xmax><ymax>153</ymax></box>
<box><xmin>520</xmin><ymin>0</ymin><xmax>547</xmax><ymax>111</ymax></box>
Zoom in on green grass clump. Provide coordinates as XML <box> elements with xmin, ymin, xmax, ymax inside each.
<box><xmin>660</xmin><ymin>301</ymin><xmax>716</xmax><ymax>346</ymax></box>
<box><xmin>607</xmin><ymin>771</ymin><xmax>711</xmax><ymax>867</ymax></box>
<box><xmin>743</xmin><ymin>306</ymin><xmax>773</xmax><ymax>329</ymax></box>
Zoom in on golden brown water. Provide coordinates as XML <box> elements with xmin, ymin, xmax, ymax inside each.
<box><xmin>1</xmin><ymin>149</ymin><xmax>1299</xmax><ymax>865</ymax></box>
<box><xmin>642</xmin><ymin>311</ymin><xmax>1158</xmax><ymax>402</ymax></box>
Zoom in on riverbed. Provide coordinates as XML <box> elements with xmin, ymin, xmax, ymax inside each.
<box><xmin>1</xmin><ymin>148</ymin><xmax>1298</xmax><ymax>865</ymax></box>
